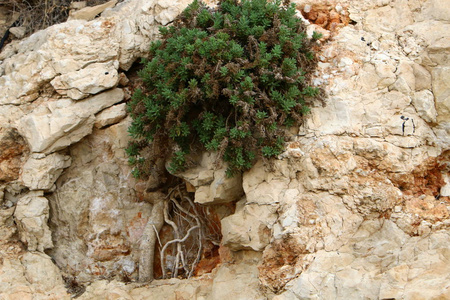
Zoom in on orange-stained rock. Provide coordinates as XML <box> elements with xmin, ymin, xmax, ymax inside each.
<box><xmin>0</xmin><ymin>128</ymin><xmax>28</xmax><ymax>182</ymax></box>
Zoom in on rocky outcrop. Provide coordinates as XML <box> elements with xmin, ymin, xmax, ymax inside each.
<box><xmin>0</xmin><ymin>0</ymin><xmax>449</xmax><ymax>299</ymax></box>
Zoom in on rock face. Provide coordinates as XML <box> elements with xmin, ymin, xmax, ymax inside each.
<box><xmin>0</xmin><ymin>0</ymin><xmax>449</xmax><ymax>299</ymax></box>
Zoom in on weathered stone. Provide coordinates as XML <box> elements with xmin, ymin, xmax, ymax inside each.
<box><xmin>392</xmin><ymin>60</ymin><xmax>415</xmax><ymax>93</ymax></box>
<box><xmin>422</xmin><ymin>0</ymin><xmax>450</xmax><ymax>22</ymax></box>
<box><xmin>412</xmin><ymin>90</ymin><xmax>437</xmax><ymax>123</ymax></box>
<box><xmin>412</xmin><ymin>63</ymin><xmax>432</xmax><ymax>91</ymax></box>
<box><xmin>68</xmin><ymin>0</ymin><xmax>118</xmax><ymax>21</ymax></box>
<box><xmin>21</xmin><ymin>153</ymin><xmax>72</xmax><ymax>190</ymax></box>
<box><xmin>14</xmin><ymin>191</ymin><xmax>53</xmax><ymax>252</ymax></box>
<box><xmin>0</xmin><ymin>128</ymin><xmax>28</xmax><ymax>182</ymax></box>
<box><xmin>94</xmin><ymin>103</ymin><xmax>127</xmax><ymax>128</ymax></box>
<box><xmin>21</xmin><ymin>252</ymin><xmax>65</xmax><ymax>292</ymax></box>
<box><xmin>178</xmin><ymin>153</ymin><xmax>244</xmax><ymax>204</ymax></box>
<box><xmin>17</xmin><ymin>88</ymin><xmax>124</xmax><ymax>154</ymax></box>
<box><xmin>47</xmin><ymin>120</ymin><xmax>152</xmax><ymax>283</ymax></box>
<box><xmin>51</xmin><ymin>61</ymin><xmax>120</xmax><ymax>100</ymax></box>
<box><xmin>0</xmin><ymin>206</ymin><xmax>16</xmax><ymax>243</ymax></box>
<box><xmin>212</xmin><ymin>252</ymin><xmax>264</xmax><ymax>300</ymax></box>
<box><xmin>432</xmin><ymin>67</ymin><xmax>450</xmax><ymax>123</ymax></box>
<box><xmin>0</xmin><ymin>0</ymin><xmax>192</xmax><ymax>105</ymax></box>
<box><xmin>363</xmin><ymin>1</ymin><xmax>413</xmax><ymax>33</ymax></box>
<box><xmin>9</xmin><ymin>26</ymin><xmax>26</xmax><ymax>38</ymax></box>
<box><xmin>195</xmin><ymin>169</ymin><xmax>243</xmax><ymax>204</ymax></box>
<box><xmin>221</xmin><ymin>198</ymin><xmax>276</xmax><ymax>251</ymax></box>
<box><xmin>0</xmin><ymin>254</ymin><xmax>69</xmax><ymax>300</ymax></box>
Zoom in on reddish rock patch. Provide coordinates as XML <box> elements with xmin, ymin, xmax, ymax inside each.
<box><xmin>259</xmin><ymin>236</ymin><xmax>307</xmax><ymax>292</ymax></box>
<box><xmin>389</xmin><ymin>156</ymin><xmax>447</xmax><ymax>198</ymax></box>
<box><xmin>405</xmin><ymin>195</ymin><xmax>449</xmax><ymax>222</ymax></box>
<box><xmin>0</xmin><ymin>128</ymin><xmax>29</xmax><ymax>182</ymax></box>
<box><xmin>299</xmin><ymin>3</ymin><xmax>351</xmax><ymax>31</ymax></box>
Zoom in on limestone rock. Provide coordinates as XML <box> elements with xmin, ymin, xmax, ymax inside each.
<box><xmin>51</xmin><ymin>61</ymin><xmax>120</xmax><ymax>100</ymax></box>
<box><xmin>0</xmin><ymin>206</ymin><xmax>16</xmax><ymax>243</ymax></box>
<box><xmin>212</xmin><ymin>252</ymin><xmax>264</xmax><ymax>300</ymax></box>
<box><xmin>14</xmin><ymin>191</ymin><xmax>53</xmax><ymax>252</ymax></box>
<box><xmin>422</xmin><ymin>0</ymin><xmax>450</xmax><ymax>22</ymax></box>
<box><xmin>432</xmin><ymin>67</ymin><xmax>450</xmax><ymax>123</ymax></box>
<box><xmin>9</xmin><ymin>26</ymin><xmax>26</xmax><ymax>38</ymax></box>
<box><xmin>21</xmin><ymin>153</ymin><xmax>72</xmax><ymax>190</ymax></box>
<box><xmin>48</xmin><ymin>120</ymin><xmax>152</xmax><ymax>283</ymax></box>
<box><xmin>21</xmin><ymin>252</ymin><xmax>65</xmax><ymax>292</ymax></box>
<box><xmin>0</xmin><ymin>0</ymin><xmax>192</xmax><ymax>105</ymax></box>
<box><xmin>94</xmin><ymin>103</ymin><xmax>127</xmax><ymax>128</ymax></box>
<box><xmin>0</xmin><ymin>0</ymin><xmax>449</xmax><ymax>298</ymax></box>
<box><xmin>178</xmin><ymin>153</ymin><xmax>244</xmax><ymax>204</ymax></box>
<box><xmin>412</xmin><ymin>90</ymin><xmax>437</xmax><ymax>123</ymax></box>
<box><xmin>363</xmin><ymin>1</ymin><xmax>413</xmax><ymax>33</ymax></box>
<box><xmin>412</xmin><ymin>63</ymin><xmax>432</xmax><ymax>91</ymax></box>
<box><xmin>17</xmin><ymin>88</ymin><xmax>124</xmax><ymax>154</ymax></box>
<box><xmin>221</xmin><ymin>198</ymin><xmax>276</xmax><ymax>251</ymax></box>
<box><xmin>194</xmin><ymin>169</ymin><xmax>244</xmax><ymax>204</ymax></box>
<box><xmin>0</xmin><ymin>254</ymin><xmax>69</xmax><ymax>299</ymax></box>
<box><xmin>69</xmin><ymin>0</ymin><xmax>118</xmax><ymax>21</ymax></box>
<box><xmin>275</xmin><ymin>222</ymin><xmax>450</xmax><ymax>299</ymax></box>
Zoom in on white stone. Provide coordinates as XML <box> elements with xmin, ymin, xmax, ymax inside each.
<box><xmin>18</xmin><ymin>88</ymin><xmax>124</xmax><ymax>153</ymax></box>
<box><xmin>432</xmin><ymin>67</ymin><xmax>450</xmax><ymax>124</ymax></box>
<box><xmin>412</xmin><ymin>90</ymin><xmax>437</xmax><ymax>123</ymax></box>
<box><xmin>413</xmin><ymin>63</ymin><xmax>432</xmax><ymax>91</ymax></box>
<box><xmin>9</xmin><ymin>26</ymin><xmax>26</xmax><ymax>38</ymax></box>
<box><xmin>21</xmin><ymin>153</ymin><xmax>72</xmax><ymax>190</ymax></box>
<box><xmin>69</xmin><ymin>0</ymin><xmax>118</xmax><ymax>21</ymax></box>
<box><xmin>21</xmin><ymin>252</ymin><xmax>65</xmax><ymax>291</ymax></box>
<box><xmin>51</xmin><ymin>61</ymin><xmax>120</xmax><ymax>100</ymax></box>
<box><xmin>95</xmin><ymin>103</ymin><xmax>127</xmax><ymax>128</ymax></box>
<box><xmin>212</xmin><ymin>257</ymin><xmax>264</xmax><ymax>300</ymax></box>
<box><xmin>441</xmin><ymin>174</ymin><xmax>450</xmax><ymax>197</ymax></box>
<box><xmin>14</xmin><ymin>191</ymin><xmax>53</xmax><ymax>252</ymax></box>
<box><xmin>221</xmin><ymin>199</ymin><xmax>277</xmax><ymax>251</ymax></box>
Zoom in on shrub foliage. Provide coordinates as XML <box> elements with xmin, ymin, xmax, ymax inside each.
<box><xmin>127</xmin><ymin>0</ymin><xmax>321</xmax><ymax>178</ymax></box>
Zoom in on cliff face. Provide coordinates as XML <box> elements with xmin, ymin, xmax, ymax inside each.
<box><xmin>0</xmin><ymin>0</ymin><xmax>449</xmax><ymax>299</ymax></box>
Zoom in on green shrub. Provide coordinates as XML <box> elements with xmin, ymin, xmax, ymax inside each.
<box><xmin>127</xmin><ymin>0</ymin><xmax>321</xmax><ymax>178</ymax></box>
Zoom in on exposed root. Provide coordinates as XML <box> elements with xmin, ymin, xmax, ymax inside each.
<box><xmin>138</xmin><ymin>198</ymin><xmax>164</xmax><ymax>282</ymax></box>
<box><xmin>159</xmin><ymin>185</ymin><xmax>205</xmax><ymax>279</ymax></box>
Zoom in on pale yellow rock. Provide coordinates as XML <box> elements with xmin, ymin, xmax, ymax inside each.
<box><xmin>178</xmin><ymin>153</ymin><xmax>244</xmax><ymax>204</ymax></box>
<box><xmin>68</xmin><ymin>0</ymin><xmax>118</xmax><ymax>21</ymax></box>
<box><xmin>9</xmin><ymin>26</ymin><xmax>26</xmax><ymax>38</ymax></box>
<box><xmin>94</xmin><ymin>103</ymin><xmax>127</xmax><ymax>128</ymax></box>
<box><xmin>21</xmin><ymin>153</ymin><xmax>72</xmax><ymax>190</ymax></box>
<box><xmin>212</xmin><ymin>254</ymin><xmax>264</xmax><ymax>300</ymax></box>
<box><xmin>221</xmin><ymin>199</ymin><xmax>276</xmax><ymax>251</ymax></box>
<box><xmin>21</xmin><ymin>252</ymin><xmax>65</xmax><ymax>292</ymax></box>
<box><xmin>412</xmin><ymin>90</ymin><xmax>437</xmax><ymax>123</ymax></box>
<box><xmin>14</xmin><ymin>191</ymin><xmax>53</xmax><ymax>252</ymax></box>
<box><xmin>432</xmin><ymin>67</ymin><xmax>450</xmax><ymax>123</ymax></box>
<box><xmin>51</xmin><ymin>61</ymin><xmax>119</xmax><ymax>100</ymax></box>
<box><xmin>18</xmin><ymin>88</ymin><xmax>124</xmax><ymax>153</ymax></box>
<box><xmin>412</xmin><ymin>63</ymin><xmax>432</xmax><ymax>91</ymax></box>
<box><xmin>422</xmin><ymin>0</ymin><xmax>450</xmax><ymax>22</ymax></box>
